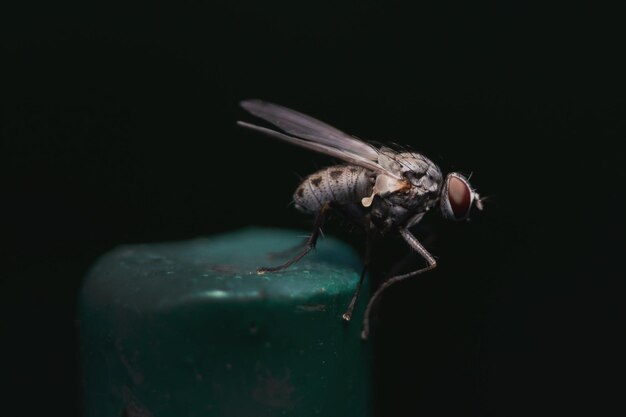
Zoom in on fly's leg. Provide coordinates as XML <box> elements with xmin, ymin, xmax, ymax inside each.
<box><xmin>267</xmin><ymin>239</ymin><xmax>308</xmax><ymax>260</ymax></box>
<box><xmin>257</xmin><ymin>203</ymin><xmax>330</xmax><ymax>274</ymax></box>
<box><xmin>360</xmin><ymin>228</ymin><xmax>437</xmax><ymax>340</ymax></box>
<box><xmin>342</xmin><ymin>233</ymin><xmax>372</xmax><ymax>322</ymax></box>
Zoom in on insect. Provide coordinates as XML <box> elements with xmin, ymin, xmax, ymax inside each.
<box><xmin>238</xmin><ymin>99</ymin><xmax>483</xmax><ymax>340</ymax></box>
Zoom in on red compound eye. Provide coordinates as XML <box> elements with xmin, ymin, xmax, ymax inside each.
<box><xmin>447</xmin><ymin>176</ymin><xmax>472</xmax><ymax>219</ymax></box>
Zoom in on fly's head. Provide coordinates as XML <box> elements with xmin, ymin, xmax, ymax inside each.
<box><xmin>440</xmin><ymin>173</ymin><xmax>483</xmax><ymax>221</ymax></box>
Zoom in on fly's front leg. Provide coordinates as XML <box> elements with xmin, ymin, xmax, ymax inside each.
<box><xmin>257</xmin><ymin>203</ymin><xmax>330</xmax><ymax>274</ymax></box>
<box><xmin>360</xmin><ymin>228</ymin><xmax>437</xmax><ymax>340</ymax></box>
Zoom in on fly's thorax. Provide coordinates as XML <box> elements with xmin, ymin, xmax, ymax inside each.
<box><xmin>369</xmin><ymin>197</ymin><xmax>411</xmax><ymax>232</ymax></box>
<box><xmin>362</xmin><ymin>152</ymin><xmax>443</xmax><ymax>231</ymax></box>
<box><xmin>399</xmin><ymin>153</ymin><xmax>443</xmax><ymax>191</ymax></box>
<box><xmin>381</xmin><ymin>155</ymin><xmax>443</xmax><ymax>211</ymax></box>
<box><xmin>378</xmin><ymin>149</ymin><xmax>441</xmax><ymax>181</ymax></box>
<box><xmin>378</xmin><ymin>149</ymin><xmax>443</xmax><ymax>201</ymax></box>
<box><xmin>293</xmin><ymin>165</ymin><xmax>375</xmax><ymax>213</ymax></box>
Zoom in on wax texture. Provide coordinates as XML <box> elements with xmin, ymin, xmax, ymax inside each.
<box><xmin>79</xmin><ymin>228</ymin><xmax>371</xmax><ymax>417</ymax></box>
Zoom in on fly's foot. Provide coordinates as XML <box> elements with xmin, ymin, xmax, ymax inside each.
<box><xmin>257</xmin><ymin>266</ymin><xmax>280</xmax><ymax>275</ymax></box>
<box><xmin>342</xmin><ymin>313</ymin><xmax>352</xmax><ymax>322</ymax></box>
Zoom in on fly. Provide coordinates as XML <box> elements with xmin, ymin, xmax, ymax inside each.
<box><xmin>238</xmin><ymin>99</ymin><xmax>483</xmax><ymax>340</ymax></box>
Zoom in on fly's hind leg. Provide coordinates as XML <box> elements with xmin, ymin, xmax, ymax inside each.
<box><xmin>267</xmin><ymin>239</ymin><xmax>308</xmax><ymax>260</ymax></box>
<box><xmin>257</xmin><ymin>203</ymin><xmax>330</xmax><ymax>274</ymax></box>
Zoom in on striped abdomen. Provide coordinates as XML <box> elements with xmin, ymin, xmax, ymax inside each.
<box><xmin>293</xmin><ymin>165</ymin><xmax>375</xmax><ymax>213</ymax></box>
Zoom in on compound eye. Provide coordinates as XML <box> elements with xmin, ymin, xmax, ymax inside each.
<box><xmin>447</xmin><ymin>176</ymin><xmax>472</xmax><ymax>219</ymax></box>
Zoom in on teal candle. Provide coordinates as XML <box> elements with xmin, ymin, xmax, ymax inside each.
<box><xmin>79</xmin><ymin>228</ymin><xmax>371</xmax><ymax>416</ymax></box>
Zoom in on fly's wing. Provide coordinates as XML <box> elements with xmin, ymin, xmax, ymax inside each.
<box><xmin>240</xmin><ymin>99</ymin><xmax>379</xmax><ymax>160</ymax></box>
<box><xmin>238</xmin><ymin>100</ymin><xmax>403</xmax><ymax>180</ymax></box>
<box><xmin>237</xmin><ymin>121</ymin><xmax>392</xmax><ymax>177</ymax></box>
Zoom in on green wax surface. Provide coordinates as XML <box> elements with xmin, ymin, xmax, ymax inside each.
<box><xmin>79</xmin><ymin>227</ymin><xmax>371</xmax><ymax>417</ymax></box>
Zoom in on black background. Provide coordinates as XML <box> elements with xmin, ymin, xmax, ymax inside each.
<box><xmin>2</xmin><ymin>1</ymin><xmax>624</xmax><ymax>416</ymax></box>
